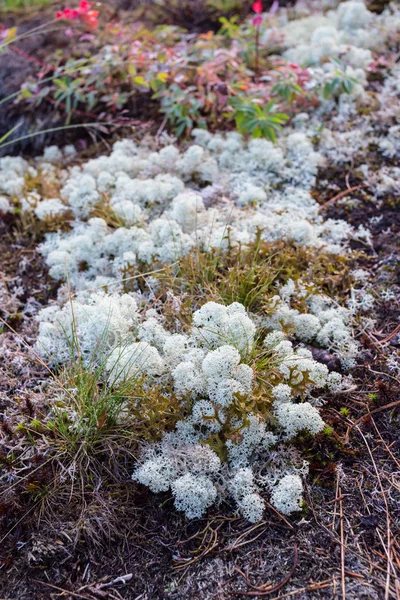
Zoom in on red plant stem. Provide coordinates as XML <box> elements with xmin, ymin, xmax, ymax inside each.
<box><xmin>318</xmin><ymin>184</ymin><xmax>369</xmax><ymax>211</ymax></box>
<box><xmin>255</xmin><ymin>25</ymin><xmax>260</xmax><ymax>81</ymax></box>
<box><xmin>45</xmin><ymin>95</ymin><xmax>100</xmax><ymax>120</ymax></box>
<box><xmin>10</xmin><ymin>45</ymin><xmax>54</xmax><ymax>71</ymax></box>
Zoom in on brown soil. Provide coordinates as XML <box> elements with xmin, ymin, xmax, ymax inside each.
<box><xmin>0</xmin><ymin>382</ymin><xmax>399</xmax><ymax>600</ymax></box>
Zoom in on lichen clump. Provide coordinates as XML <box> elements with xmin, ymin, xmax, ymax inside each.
<box><xmin>2</xmin><ymin>0</ymin><xmax>396</xmax><ymax>523</ymax></box>
<box><xmin>34</xmin><ymin>289</ymin><xmax>352</xmax><ymax>521</ymax></box>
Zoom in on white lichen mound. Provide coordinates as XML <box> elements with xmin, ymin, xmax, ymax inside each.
<box><xmin>34</xmin><ymin>288</ymin><xmax>354</xmax><ymax>521</ymax></box>
<box><xmin>171</xmin><ymin>474</ymin><xmax>218</xmax><ymax>519</ymax></box>
<box><xmin>127</xmin><ymin>297</ymin><xmax>349</xmax><ymax>522</ymax></box>
<box><xmin>270</xmin><ymin>474</ymin><xmax>304</xmax><ymax>515</ymax></box>
<box><xmin>35</xmin><ymin>292</ymin><xmax>139</xmax><ymax>363</ymax></box>
<box><xmin>0</xmin><ymin>123</ymin><xmax>365</xmax><ymax>294</ymax></box>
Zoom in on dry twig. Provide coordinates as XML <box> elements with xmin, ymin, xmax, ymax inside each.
<box><xmin>318</xmin><ymin>184</ymin><xmax>369</xmax><ymax>211</ymax></box>
<box><xmin>230</xmin><ymin>544</ymin><xmax>298</xmax><ymax>596</ymax></box>
<box><xmin>356</xmin><ymin>427</ymin><xmax>396</xmax><ymax>600</ymax></box>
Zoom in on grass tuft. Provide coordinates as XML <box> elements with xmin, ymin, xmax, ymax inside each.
<box><xmin>148</xmin><ymin>234</ymin><xmax>355</xmax><ymax>328</ymax></box>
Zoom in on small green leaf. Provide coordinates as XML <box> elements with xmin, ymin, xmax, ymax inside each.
<box><xmin>133</xmin><ymin>75</ymin><xmax>149</xmax><ymax>87</ymax></box>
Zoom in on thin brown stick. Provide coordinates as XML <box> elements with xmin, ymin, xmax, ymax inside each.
<box><xmin>0</xmin><ymin>501</ymin><xmax>40</xmax><ymax>545</ymax></box>
<box><xmin>374</xmin><ymin>324</ymin><xmax>400</xmax><ymax>344</ymax></box>
<box><xmin>371</xmin><ymin>418</ymin><xmax>400</xmax><ymax>470</ymax></box>
<box><xmin>367</xmin><ymin>367</ymin><xmax>400</xmax><ymax>385</ymax></box>
<box><xmin>318</xmin><ymin>184</ymin><xmax>369</xmax><ymax>211</ymax></box>
<box><xmin>344</xmin><ymin>570</ymin><xmax>365</xmax><ymax>579</ymax></box>
<box><xmin>32</xmin><ymin>580</ymin><xmax>90</xmax><ymax>599</ymax></box>
<box><xmin>267</xmin><ymin>578</ymin><xmax>335</xmax><ymax>600</ymax></box>
<box><xmin>230</xmin><ymin>544</ymin><xmax>298</xmax><ymax>596</ymax></box>
<box><xmin>332</xmin><ymin>470</ymin><xmax>340</xmax><ymax>532</ymax></box>
<box><xmin>357</xmin><ymin>428</ymin><xmax>393</xmax><ymax>600</ymax></box>
<box><xmin>226</xmin><ymin>522</ymin><xmax>268</xmax><ymax>551</ymax></box>
<box><xmin>265</xmin><ymin>502</ymin><xmax>295</xmax><ymax>530</ymax></box>
<box><xmin>345</xmin><ymin>399</ymin><xmax>400</xmax><ymax>442</ymax></box>
<box><xmin>339</xmin><ymin>485</ymin><xmax>346</xmax><ymax>600</ymax></box>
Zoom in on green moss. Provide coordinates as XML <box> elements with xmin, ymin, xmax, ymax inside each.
<box><xmin>150</xmin><ymin>235</ymin><xmax>354</xmax><ymax>327</ymax></box>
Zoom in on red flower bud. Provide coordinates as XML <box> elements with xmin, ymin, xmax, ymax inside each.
<box><xmin>252</xmin><ymin>1</ymin><xmax>263</xmax><ymax>13</ymax></box>
<box><xmin>55</xmin><ymin>1</ymin><xmax>98</xmax><ymax>29</ymax></box>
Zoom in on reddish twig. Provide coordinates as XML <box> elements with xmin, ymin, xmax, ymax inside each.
<box><xmin>319</xmin><ymin>184</ymin><xmax>370</xmax><ymax>211</ymax></box>
<box><xmin>345</xmin><ymin>399</ymin><xmax>400</xmax><ymax>442</ymax></box>
<box><xmin>10</xmin><ymin>45</ymin><xmax>54</xmax><ymax>71</ymax></box>
<box><xmin>32</xmin><ymin>580</ymin><xmax>90</xmax><ymax>599</ymax></box>
<box><xmin>230</xmin><ymin>544</ymin><xmax>298</xmax><ymax>596</ymax></box>
<box><xmin>374</xmin><ymin>324</ymin><xmax>400</xmax><ymax>345</ymax></box>
<box><xmin>267</xmin><ymin>578</ymin><xmax>335</xmax><ymax>599</ymax></box>
<box><xmin>265</xmin><ymin>502</ymin><xmax>295</xmax><ymax>530</ymax></box>
<box><xmin>371</xmin><ymin>418</ymin><xmax>400</xmax><ymax>471</ymax></box>
<box><xmin>255</xmin><ymin>25</ymin><xmax>260</xmax><ymax>80</ymax></box>
<box><xmin>339</xmin><ymin>485</ymin><xmax>346</xmax><ymax>600</ymax></box>
<box><xmin>357</xmin><ymin>428</ymin><xmax>395</xmax><ymax>600</ymax></box>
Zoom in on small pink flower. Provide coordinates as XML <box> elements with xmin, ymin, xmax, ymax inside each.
<box><xmin>56</xmin><ymin>2</ymin><xmax>99</xmax><ymax>29</ymax></box>
<box><xmin>252</xmin><ymin>1</ymin><xmax>263</xmax><ymax>13</ymax></box>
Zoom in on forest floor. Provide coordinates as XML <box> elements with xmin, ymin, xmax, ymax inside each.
<box><xmin>0</xmin><ymin>2</ymin><xmax>399</xmax><ymax>599</ymax></box>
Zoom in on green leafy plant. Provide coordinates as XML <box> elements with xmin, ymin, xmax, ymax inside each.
<box><xmin>53</xmin><ymin>76</ymin><xmax>90</xmax><ymax>123</ymax></box>
<box><xmin>229</xmin><ymin>97</ymin><xmax>289</xmax><ymax>141</ymax></box>
<box><xmin>2</xmin><ymin>11</ymin><xmax>311</xmax><ymax>146</ymax></box>
<box><xmin>218</xmin><ymin>15</ymin><xmax>240</xmax><ymax>39</ymax></box>
<box><xmin>156</xmin><ymin>83</ymin><xmax>207</xmax><ymax>136</ymax></box>
<box><xmin>272</xmin><ymin>75</ymin><xmax>303</xmax><ymax>105</ymax></box>
<box><xmin>322</xmin><ymin>60</ymin><xmax>359</xmax><ymax>100</ymax></box>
